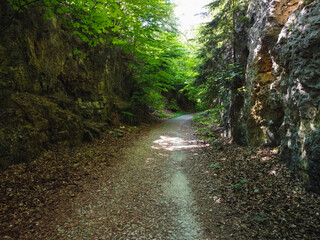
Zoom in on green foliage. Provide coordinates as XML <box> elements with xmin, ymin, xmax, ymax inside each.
<box><xmin>195</xmin><ymin>127</ymin><xmax>208</xmax><ymax>131</ymax></box>
<box><xmin>8</xmin><ymin>0</ymin><xmax>176</xmax><ymax>48</ymax></box>
<box><xmin>109</xmin><ymin>129</ymin><xmax>124</xmax><ymax>138</ymax></box>
<box><xmin>193</xmin><ymin>107</ymin><xmax>224</xmax><ymax>143</ymax></box>
<box><xmin>121</xmin><ymin>111</ymin><xmax>134</xmax><ymax>117</ymax></box>
<box><xmin>167</xmin><ymin>99</ymin><xmax>180</xmax><ymax>112</ymax></box>
<box><xmin>130</xmin><ymin>38</ymin><xmax>197</xmax><ymax>110</ymax></box>
<box><xmin>200</xmin><ymin>133</ymin><xmax>217</xmax><ymax>143</ymax></box>
<box><xmin>85</xmin><ymin>152</ymin><xmax>94</xmax><ymax>159</ymax></box>
<box><xmin>121</xmin><ymin>111</ymin><xmax>134</xmax><ymax>124</ymax></box>
<box><xmin>193</xmin><ymin>113</ymin><xmax>207</xmax><ymax>126</ymax></box>
<box><xmin>250</xmin><ymin>212</ymin><xmax>268</xmax><ymax>223</ymax></box>
<box><xmin>156</xmin><ymin>110</ymin><xmax>170</xmax><ymax>119</ymax></box>
<box><xmin>200</xmin><ymin>131</ymin><xmax>214</xmax><ymax>138</ymax></box>
<box><xmin>5</xmin><ymin>0</ymin><xmax>250</xmax><ymax>114</ymax></box>
<box><xmin>73</xmin><ymin>49</ymin><xmax>87</xmax><ymax>59</ymax></box>
<box><xmin>7</xmin><ymin>0</ymin><xmax>199</xmax><ymax>111</ymax></box>
<box><xmin>232</xmin><ymin>178</ymin><xmax>247</xmax><ymax>188</ymax></box>
<box><xmin>194</xmin><ymin>106</ymin><xmax>225</xmax><ymax>127</ymax></box>
<box><xmin>210</xmin><ymin>163</ymin><xmax>221</xmax><ymax>168</ymax></box>
<box><xmin>155</xmin><ymin>110</ymin><xmax>187</xmax><ymax>120</ymax></box>
<box><xmin>171</xmin><ymin>112</ymin><xmax>187</xmax><ymax>118</ymax></box>
<box><xmin>188</xmin><ymin>0</ymin><xmax>249</xmax><ymax>109</ymax></box>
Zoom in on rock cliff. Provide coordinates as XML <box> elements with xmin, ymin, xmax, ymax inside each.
<box><xmin>241</xmin><ymin>0</ymin><xmax>320</xmax><ymax>192</ymax></box>
<box><xmin>0</xmin><ymin>1</ymin><xmax>134</xmax><ymax>170</ymax></box>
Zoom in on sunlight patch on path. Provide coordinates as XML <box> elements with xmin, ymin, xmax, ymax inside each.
<box><xmin>161</xmin><ymin>115</ymin><xmax>204</xmax><ymax>239</ymax></box>
<box><xmin>152</xmin><ymin>136</ymin><xmax>209</xmax><ymax>151</ymax></box>
<box><xmin>55</xmin><ymin>114</ymin><xmax>205</xmax><ymax>239</ymax></box>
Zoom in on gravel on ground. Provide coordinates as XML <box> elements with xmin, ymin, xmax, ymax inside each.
<box><xmin>1</xmin><ymin>114</ymin><xmax>319</xmax><ymax>240</ymax></box>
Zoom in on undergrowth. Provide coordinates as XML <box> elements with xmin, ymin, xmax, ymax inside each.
<box><xmin>155</xmin><ymin>110</ymin><xmax>188</xmax><ymax>119</ymax></box>
<box><xmin>193</xmin><ymin>106</ymin><xmax>225</xmax><ymax>144</ymax></box>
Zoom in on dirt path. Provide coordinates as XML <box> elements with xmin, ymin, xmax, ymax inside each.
<box><xmin>53</xmin><ymin>114</ymin><xmax>207</xmax><ymax>239</ymax></box>
<box><xmin>2</xmin><ymin>114</ymin><xmax>319</xmax><ymax>239</ymax></box>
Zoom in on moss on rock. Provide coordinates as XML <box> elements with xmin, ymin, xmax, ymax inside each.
<box><xmin>0</xmin><ymin>93</ymin><xmax>84</xmax><ymax>170</ymax></box>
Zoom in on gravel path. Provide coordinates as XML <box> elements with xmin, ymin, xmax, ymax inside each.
<box><xmin>2</xmin><ymin>114</ymin><xmax>319</xmax><ymax>239</ymax></box>
<box><xmin>56</xmin><ymin>114</ymin><xmax>207</xmax><ymax>239</ymax></box>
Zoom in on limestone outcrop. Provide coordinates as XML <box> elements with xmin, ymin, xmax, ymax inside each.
<box><xmin>242</xmin><ymin>0</ymin><xmax>320</xmax><ymax>191</ymax></box>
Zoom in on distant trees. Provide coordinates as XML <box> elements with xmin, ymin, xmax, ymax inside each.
<box><xmin>6</xmin><ymin>0</ymin><xmax>251</xmax><ymax>113</ymax></box>
<box><xmin>194</xmin><ymin>0</ymin><xmax>249</xmax><ymax>108</ymax></box>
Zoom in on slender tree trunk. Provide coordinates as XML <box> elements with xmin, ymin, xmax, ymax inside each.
<box><xmin>232</xmin><ymin>0</ymin><xmax>236</xmax><ymax>64</ymax></box>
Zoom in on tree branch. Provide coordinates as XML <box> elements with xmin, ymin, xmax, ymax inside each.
<box><xmin>0</xmin><ymin>0</ymin><xmax>41</xmax><ymax>33</ymax></box>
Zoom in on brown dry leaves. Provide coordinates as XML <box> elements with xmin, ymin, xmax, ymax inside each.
<box><xmin>1</xmin><ymin>119</ymin><xmax>320</xmax><ymax>240</ymax></box>
<box><xmin>0</xmin><ymin>125</ymin><xmax>147</xmax><ymax>240</ymax></box>
<box><xmin>187</xmin><ymin>129</ymin><xmax>320</xmax><ymax>239</ymax></box>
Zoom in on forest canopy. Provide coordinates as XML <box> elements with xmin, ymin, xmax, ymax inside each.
<box><xmin>6</xmin><ymin>0</ymin><xmax>251</xmax><ymax>111</ymax></box>
<box><xmin>6</xmin><ymin>0</ymin><xmax>201</xmax><ymax>110</ymax></box>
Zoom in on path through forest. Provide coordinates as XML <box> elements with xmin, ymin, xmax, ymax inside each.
<box><xmin>54</xmin><ymin>114</ymin><xmax>206</xmax><ymax>239</ymax></box>
<box><xmin>1</xmin><ymin>114</ymin><xmax>320</xmax><ymax>240</ymax></box>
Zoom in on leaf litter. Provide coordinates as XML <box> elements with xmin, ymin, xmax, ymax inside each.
<box><xmin>0</xmin><ymin>124</ymin><xmax>151</xmax><ymax>239</ymax></box>
<box><xmin>0</xmin><ymin>117</ymin><xmax>319</xmax><ymax>240</ymax></box>
<box><xmin>186</xmin><ymin>123</ymin><xmax>320</xmax><ymax>239</ymax></box>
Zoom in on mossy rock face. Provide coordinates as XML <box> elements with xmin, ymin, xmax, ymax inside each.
<box><xmin>305</xmin><ymin>130</ymin><xmax>320</xmax><ymax>193</ymax></box>
<box><xmin>0</xmin><ymin>93</ymin><xmax>84</xmax><ymax>170</ymax></box>
<box><xmin>0</xmin><ymin>0</ymin><xmax>135</xmax><ymax>170</ymax></box>
<box><xmin>0</xmin><ymin>0</ymin><xmax>133</xmax><ymax>117</ymax></box>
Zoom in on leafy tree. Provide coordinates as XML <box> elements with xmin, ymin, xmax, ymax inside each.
<box><xmin>5</xmin><ymin>0</ymin><xmax>198</xmax><ymax>111</ymax></box>
<box><xmin>5</xmin><ymin>0</ymin><xmax>175</xmax><ymax>47</ymax></box>
<box><xmin>130</xmin><ymin>31</ymin><xmax>193</xmax><ymax>110</ymax></box>
<box><xmin>193</xmin><ymin>0</ymin><xmax>249</xmax><ymax>107</ymax></box>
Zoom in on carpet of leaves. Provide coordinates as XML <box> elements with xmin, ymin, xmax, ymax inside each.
<box><xmin>187</xmin><ymin>126</ymin><xmax>320</xmax><ymax>239</ymax></box>
<box><xmin>0</xmin><ymin>124</ymin><xmax>151</xmax><ymax>240</ymax></box>
<box><xmin>1</xmin><ymin>116</ymin><xmax>320</xmax><ymax>240</ymax></box>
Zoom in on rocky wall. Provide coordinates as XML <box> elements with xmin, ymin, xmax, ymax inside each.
<box><xmin>0</xmin><ymin>1</ymin><xmax>134</xmax><ymax>170</ymax></box>
<box><xmin>243</xmin><ymin>0</ymin><xmax>320</xmax><ymax>192</ymax></box>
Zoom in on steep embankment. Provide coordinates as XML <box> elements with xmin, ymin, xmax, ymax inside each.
<box><xmin>234</xmin><ymin>0</ymin><xmax>320</xmax><ymax>192</ymax></box>
<box><xmin>0</xmin><ymin>0</ymin><xmax>134</xmax><ymax>170</ymax></box>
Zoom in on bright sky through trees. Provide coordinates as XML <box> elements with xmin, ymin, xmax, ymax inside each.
<box><xmin>172</xmin><ymin>0</ymin><xmax>211</xmax><ymax>37</ymax></box>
